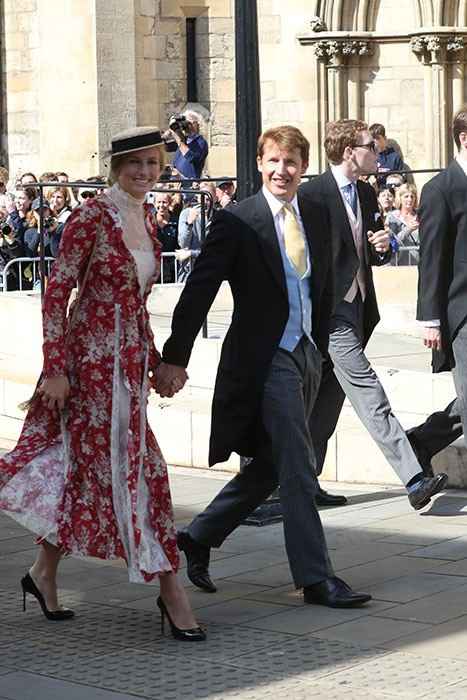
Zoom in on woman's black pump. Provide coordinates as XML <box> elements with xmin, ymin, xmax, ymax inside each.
<box><xmin>156</xmin><ymin>596</ymin><xmax>206</xmax><ymax>641</ymax></box>
<box><xmin>21</xmin><ymin>573</ymin><xmax>74</xmax><ymax>621</ymax></box>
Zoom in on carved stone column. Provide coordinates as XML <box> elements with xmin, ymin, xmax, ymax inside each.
<box><xmin>448</xmin><ymin>37</ymin><xmax>466</xmax><ymax>119</ymax></box>
<box><xmin>411</xmin><ymin>34</ymin><xmax>466</xmax><ymax>167</ymax></box>
<box><xmin>314</xmin><ymin>39</ymin><xmax>374</xmax><ymax>123</ymax></box>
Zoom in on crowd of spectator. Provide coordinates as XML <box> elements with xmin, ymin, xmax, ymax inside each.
<box><xmin>365</xmin><ymin>122</ymin><xmax>420</xmax><ymax>265</ymax></box>
<box><xmin>0</xmin><ymin>117</ymin><xmax>419</xmax><ymax>290</ymax></box>
<box><xmin>0</xmin><ymin>159</ymin><xmax>237</xmax><ymax>290</ymax></box>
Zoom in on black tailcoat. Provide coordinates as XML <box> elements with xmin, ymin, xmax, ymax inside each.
<box><xmin>416</xmin><ymin>160</ymin><xmax>467</xmax><ymax>372</ymax></box>
<box><xmin>162</xmin><ymin>189</ymin><xmax>334</xmax><ymax>465</ymax></box>
<box><xmin>299</xmin><ymin>171</ymin><xmax>390</xmax><ymax>346</ymax></box>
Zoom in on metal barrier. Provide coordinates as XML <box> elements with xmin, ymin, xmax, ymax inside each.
<box><xmin>391</xmin><ymin>245</ymin><xmax>419</xmax><ymax>267</ymax></box>
<box><xmin>0</xmin><ymin>256</ymin><xmax>55</xmax><ymax>292</ymax></box>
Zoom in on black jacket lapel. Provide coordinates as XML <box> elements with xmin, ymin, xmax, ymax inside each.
<box><xmin>323</xmin><ymin>170</ymin><xmax>357</xmax><ymax>255</ymax></box>
<box><xmin>356</xmin><ymin>181</ymin><xmax>372</xmax><ymax>266</ymax></box>
<box><xmin>253</xmin><ymin>190</ymin><xmax>287</xmax><ymax>298</ymax></box>
<box><xmin>297</xmin><ymin>192</ymin><xmax>321</xmax><ymax>301</ymax></box>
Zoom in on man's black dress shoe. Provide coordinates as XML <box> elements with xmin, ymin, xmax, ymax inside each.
<box><xmin>177</xmin><ymin>531</ymin><xmax>217</xmax><ymax>593</ymax></box>
<box><xmin>407</xmin><ymin>432</ymin><xmax>435</xmax><ymax>478</ymax></box>
<box><xmin>408</xmin><ymin>473</ymin><xmax>448</xmax><ymax>510</ymax></box>
<box><xmin>304</xmin><ymin>576</ymin><xmax>371</xmax><ymax>608</ymax></box>
<box><xmin>315</xmin><ymin>486</ymin><xmax>348</xmax><ymax>507</ymax></box>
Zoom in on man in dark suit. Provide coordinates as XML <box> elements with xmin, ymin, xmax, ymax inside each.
<box><xmin>415</xmin><ymin>106</ymin><xmax>467</xmax><ymax>454</ymax></box>
<box><xmin>300</xmin><ymin>119</ymin><xmax>447</xmax><ymax>510</ymax></box>
<box><xmin>155</xmin><ymin>125</ymin><xmax>371</xmax><ymax>607</ymax></box>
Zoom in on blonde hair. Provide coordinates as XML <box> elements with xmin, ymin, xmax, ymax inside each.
<box><xmin>46</xmin><ymin>186</ymin><xmax>71</xmax><ymax>209</ymax></box>
<box><xmin>0</xmin><ymin>166</ymin><xmax>9</xmax><ymax>185</ymax></box>
<box><xmin>395</xmin><ymin>183</ymin><xmax>418</xmax><ymax>210</ymax></box>
<box><xmin>108</xmin><ymin>146</ymin><xmax>166</xmax><ymax>186</ymax></box>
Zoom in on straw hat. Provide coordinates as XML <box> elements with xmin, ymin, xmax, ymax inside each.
<box><xmin>109</xmin><ymin>126</ymin><xmax>165</xmax><ymax>157</ymax></box>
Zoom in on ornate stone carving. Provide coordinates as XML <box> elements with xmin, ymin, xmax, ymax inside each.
<box><xmin>426</xmin><ymin>35</ymin><xmax>441</xmax><ymax>53</ymax></box>
<box><xmin>314</xmin><ymin>39</ymin><xmax>373</xmax><ymax>63</ymax></box>
<box><xmin>411</xmin><ymin>34</ymin><xmax>465</xmax><ymax>63</ymax></box>
<box><xmin>410</xmin><ymin>36</ymin><xmax>426</xmax><ymax>54</ymax></box>
<box><xmin>447</xmin><ymin>36</ymin><xmax>465</xmax><ymax>53</ymax></box>
<box><xmin>310</xmin><ymin>16</ymin><xmax>327</xmax><ymax>32</ymax></box>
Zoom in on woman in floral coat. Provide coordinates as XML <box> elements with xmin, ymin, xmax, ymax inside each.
<box><xmin>0</xmin><ymin>127</ymin><xmax>205</xmax><ymax>641</ymax></box>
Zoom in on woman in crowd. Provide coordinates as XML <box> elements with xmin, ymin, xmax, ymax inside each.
<box><xmin>387</xmin><ymin>183</ymin><xmax>419</xmax><ymax>265</ymax></box>
<box><xmin>7</xmin><ymin>188</ymin><xmax>36</xmax><ymax>244</ymax></box>
<box><xmin>0</xmin><ymin>126</ymin><xmax>205</xmax><ymax>642</ymax></box>
<box><xmin>155</xmin><ymin>192</ymin><xmax>179</xmax><ymax>283</ymax></box>
<box><xmin>377</xmin><ymin>188</ymin><xmax>395</xmax><ymax>223</ymax></box>
<box><xmin>19</xmin><ymin>172</ymin><xmax>38</xmax><ymax>189</ymax></box>
<box><xmin>48</xmin><ymin>186</ymin><xmax>73</xmax><ymax>224</ymax></box>
<box><xmin>0</xmin><ymin>166</ymin><xmax>9</xmax><ymax>196</ymax></box>
<box><xmin>0</xmin><ymin>218</ymin><xmax>25</xmax><ymax>290</ymax></box>
<box><xmin>176</xmin><ymin>180</ymin><xmax>217</xmax><ymax>281</ymax></box>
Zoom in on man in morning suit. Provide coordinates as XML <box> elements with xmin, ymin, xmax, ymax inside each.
<box><xmin>415</xmin><ymin>106</ymin><xmax>467</xmax><ymax>452</ymax></box>
<box><xmin>156</xmin><ymin>125</ymin><xmax>371</xmax><ymax>606</ymax></box>
<box><xmin>299</xmin><ymin>119</ymin><xmax>448</xmax><ymax>510</ymax></box>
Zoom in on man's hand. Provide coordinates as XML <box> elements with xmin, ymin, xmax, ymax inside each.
<box><xmin>37</xmin><ymin>375</ymin><xmax>70</xmax><ymax>411</ymax></box>
<box><xmin>367</xmin><ymin>228</ymin><xmax>390</xmax><ymax>253</ymax></box>
<box><xmin>154</xmin><ymin>362</ymin><xmax>188</xmax><ymax>398</ymax></box>
<box><xmin>423</xmin><ymin>327</ymin><xmax>442</xmax><ymax>351</ymax></box>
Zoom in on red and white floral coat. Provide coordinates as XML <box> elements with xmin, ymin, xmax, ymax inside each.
<box><xmin>0</xmin><ymin>196</ymin><xmax>179</xmax><ymax>582</ymax></box>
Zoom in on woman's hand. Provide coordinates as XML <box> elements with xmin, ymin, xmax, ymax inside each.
<box><xmin>187</xmin><ymin>208</ymin><xmax>199</xmax><ymax>225</ymax></box>
<box><xmin>175</xmin><ymin>248</ymin><xmax>192</xmax><ymax>262</ymax></box>
<box><xmin>37</xmin><ymin>375</ymin><xmax>70</xmax><ymax>411</ymax></box>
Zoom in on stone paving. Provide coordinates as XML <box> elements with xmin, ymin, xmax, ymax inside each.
<box><xmin>2</xmin><ymin>466</ymin><xmax>467</xmax><ymax>699</ymax></box>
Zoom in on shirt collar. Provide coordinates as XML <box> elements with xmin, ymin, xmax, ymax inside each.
<box><xmin>330</xmin><ymin>164</ymin><xmax>357</xmax><ymax>189</ymax></box>
<box><xmin>455</xmin><ymin>155</ymin><xmax>467</xmax><ymax>177</ymax></box>
<box><xmin>262</xmin><ymin>185</ymin><xmax>299</xmax><ymax>218</ymax></box>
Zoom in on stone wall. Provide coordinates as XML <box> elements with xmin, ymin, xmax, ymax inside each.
<box><xmin>95</xmin><ymin>0</ymin><xmax>138</xmax><ymax>175</ymax></box>
<box><xmin>133</xmin><ymin>0</ymin><xmax>236</xmax><ymax>176</ymax></box>
<box><xmin>2</xmin><ymin>0</ymin><xmax>40</xmax><ymax>177</ymax></box>
<box><xmin>2</xmin><ymin>0</ymin><xmax>467</xmax><ymax>181</ymax></box>
<box><xmin>2</xmin><ymin>0</ymin><xmax>98</xmax><ymax>180</ymax></box>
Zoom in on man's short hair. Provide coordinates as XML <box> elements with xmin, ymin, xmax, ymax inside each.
<box><xmin>324</xmin><ymin>119</ymin><xmax>368</xmax><ymax>164</ymax></box>
<box><xmin>453</xmin><ymin>106</ymin><xmax>467</xmax><ymax>150</ymax></box>
<box><xmin>369</xmin><ymin>123</ymin><xmax>386</xmax><ymax>139</ymax></box>
<box><xmin>257</xmin><ymin>125</ymin><xmax>310</xmax><ymax>164</ymax></box>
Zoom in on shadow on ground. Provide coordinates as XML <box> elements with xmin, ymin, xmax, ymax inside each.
<box><xmin>2</xmin><ymin>474</ymin><xmax>467</xmax><ymax>699</ymax></box>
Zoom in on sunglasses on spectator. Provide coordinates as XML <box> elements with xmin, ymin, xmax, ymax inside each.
<box><xmin>81</xmin><ymin>190</ymin><xmax>96</xmax><ymax>199</ymax></box>
<box><xmin>354</xmin><ymin>142</ymin><xmax>377</xmax><ymax>153</ymax></box>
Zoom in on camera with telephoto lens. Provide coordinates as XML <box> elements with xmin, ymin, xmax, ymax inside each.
<box><xmin>161</xmin><ymin>114</ymin><xmax>191</xmax><ymax>153</ymax></box>
<box><xmin>0</xmin><ymin>222</ymin><xmax>11</xmax><ymax>237</ymax></box>
<box><xmin>44</xmin><ymin>216</ymin><xmax>58</xmax><ymax>228</ymax></box>
<box><xmin>169</xmin><ymin>114</ymin><xmax>190</xmax><ymax>139</ymax></box>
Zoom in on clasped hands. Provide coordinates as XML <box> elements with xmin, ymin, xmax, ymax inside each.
<box><xmin>152</xmin><ymin>362</ymin><xmax>188</xmax><ymax>398</ymax></box>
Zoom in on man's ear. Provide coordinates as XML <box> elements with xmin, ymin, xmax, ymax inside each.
<box><xmin>256</xmin><ymin>156</ymin><xmax>263</xmax><ymax>173</ymax></box>
<box><xmin>301</xmin><ymin>161</ymin><xmax>309</xmax><ymax>176</ymax></box>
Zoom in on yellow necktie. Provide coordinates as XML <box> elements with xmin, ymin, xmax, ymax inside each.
<box><xmin>283</xmin><ymin>203</ymin><xmax>307</xmax><ymax>277</ymax></box>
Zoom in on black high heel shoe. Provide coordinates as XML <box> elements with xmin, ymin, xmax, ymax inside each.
<box><xmin>21</xmin><ymin>573</ymin><xmax>75</xmax><ymax>621</ymax></box>
<box><xmin>156</xmin><ymin>596</ymin><xmax>206</xmax><ymax>641</ymax></box>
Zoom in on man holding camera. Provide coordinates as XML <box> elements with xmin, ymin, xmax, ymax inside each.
<box><xmin>170</xmin><ymin>110</ymin><xmax>208</xmax><ymax>180</ymax></box>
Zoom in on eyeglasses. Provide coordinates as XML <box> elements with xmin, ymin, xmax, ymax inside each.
<box><xmin>81</xmin><ymin>190</ymin><xmax>96</xmax><ymax>199</ymax></box>
<box><xmin>354</xmin><ymin>142</ymin><xmax>377</xmax><ymax>153</ymax></box>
